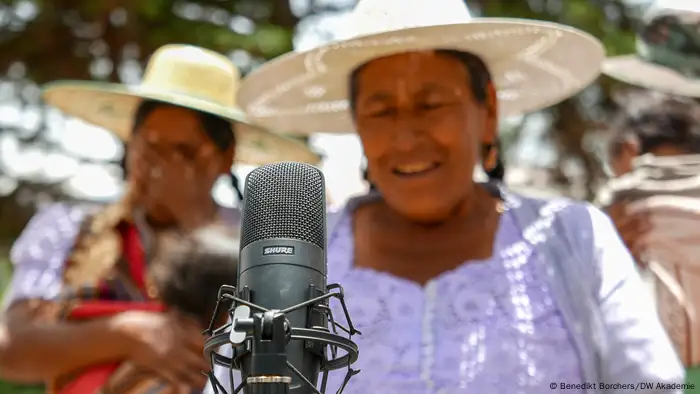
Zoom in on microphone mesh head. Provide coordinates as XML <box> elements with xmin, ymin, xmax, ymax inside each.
<box><xmin>240</xmin><ymin>162</ymin><xmax>326</xmax><ymax>250</ymax></box>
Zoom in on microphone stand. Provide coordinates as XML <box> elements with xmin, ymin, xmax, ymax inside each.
<box><xmin>203</xmin><ymin>284</ymin><xmax>361</xmax><ymax>394</ymax></box>
<box><xmin>235</xmin><ymin>310</ymin><xmax>292</xmax><ymax>394</ymax></box>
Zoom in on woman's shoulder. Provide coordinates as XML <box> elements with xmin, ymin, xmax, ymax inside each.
<box><xmin>506</xmin><ymin>192</ymin><xmax>613</xmax><ymax>255</ymax></box>
<box><xmin>508</xmin><ymin>192</ymin><xmax>604</xmax><ymax>227</ymax></box>
<box><xmin>10</xmin><ymin>203</ymin><xmax>94</xmax><ymax>268</ymax></box>
<box><xmin>4</xmin><ymin>203</ymin><xmax>95</xmax><ymax>305</ymax></box>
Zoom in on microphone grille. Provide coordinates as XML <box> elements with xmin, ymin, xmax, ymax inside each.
<box><xmin>240</xmin><ymin>162</ymin><xmax>326</xmax><ymax>250</ymax></box>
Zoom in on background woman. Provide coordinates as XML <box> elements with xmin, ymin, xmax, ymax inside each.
<box><xmin>235</xmin><ymin>0</ymin><xmax>685</xmax><ymax>392</ymax></box>
<box><xmin>602</xmin><ymin>1</ymin><xmax>700</xmax><ymax>389</ymax></box>
<box><xmin>0</xmin><ymin>44</ymin><xmax>318</xmax><ymax>393</ymax></box>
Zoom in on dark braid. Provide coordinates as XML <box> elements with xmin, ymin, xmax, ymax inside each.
<box><xmin>230</xmin><ymin>171</ymin><xmax>244</xmax><ymax>200</ymax></box>
<box><xmin>121</xmin><ymin>100</ymin><xmax>244</xmax><ymax>201</ymax></box>
<box><xmin>350</xmin><ymin>49</ymin><xmax>505</xmax><ymax>187</ymax></box>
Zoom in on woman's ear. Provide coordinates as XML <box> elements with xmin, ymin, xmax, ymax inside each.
<box><xmin>483</xmin><ymin>143</ymin><xmax>498</xmax><ymax>172</ymax></box>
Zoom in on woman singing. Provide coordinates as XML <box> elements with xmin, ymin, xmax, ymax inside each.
<box><xmin>234</xmin><ymin>0</ymin><xmax>685</xmax><ymax>392</ymax></box>
<box><xmin>0</xmin><ymin>44</ymin><xmax>318</xmax><ymax>393</ymax></box>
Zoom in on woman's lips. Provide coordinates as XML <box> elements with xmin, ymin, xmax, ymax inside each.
<box><xmin>392</xmin><ymin>162</ymin><xmax>441</xmax><ymax>177</ymax></box>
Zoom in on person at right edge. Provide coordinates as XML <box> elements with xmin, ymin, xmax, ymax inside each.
<box><xmin>601</xmin><ymin>0</ymin><xmax>700</xmax><ymax>389</ymax></box>
<box><xmin>233</xmin><ymin>0</ymin><xmax>685</xmax><ymax>392</ymax></box>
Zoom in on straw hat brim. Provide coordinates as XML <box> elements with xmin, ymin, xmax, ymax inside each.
<box><xmin>602</xmin><ymin>55</ymin><xmax>700</xmax><ymax>97</ymax></box>
<box><xmin>42</xmin><ymin>81</ymin><xmax>321</xmax><ymax>165</ymax></box>
<box><xmin>238</xmin><ymin>18</ymin><xmax>605</xmax><ymax>135</ymax></box>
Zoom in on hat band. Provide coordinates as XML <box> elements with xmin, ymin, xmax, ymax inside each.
<box><xmin>136</xmin><ymin>83</ymin><xmax>237</xmax><ymax>109</ymax></box>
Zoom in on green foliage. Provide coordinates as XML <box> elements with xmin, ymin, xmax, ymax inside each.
<box><xmin>0</xmin><ymin>380</ymin><xmax>43</xmax><ymax>394</ymax></box>
<box><xmin>0</xmin><ymin>258</ymin><xmax>9</xmax><ymax>300</ymax></box>
<box><xmin>481</xmin><ymin>0</ymin><xmax>636</xmax><ymax>59</ymax></box>
<box><xmin>0</xmin><ymin>0</ymin><xmax>300</xmax><ymax>84</ymax></box>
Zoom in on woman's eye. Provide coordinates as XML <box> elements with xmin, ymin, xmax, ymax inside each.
<box><xmin>176</xmin><ymin>146</ymin><xmax>197</xmax><ymax>160</ymax></box>
<box><xmin>368</xmin><ymin>107</ymin><xmax>397</xmax><ymax>118</ymax></box>
<box><xmin>418</xmin><ymin>102</ymin><xmax>445</xmax><ymax>111</ymax></box>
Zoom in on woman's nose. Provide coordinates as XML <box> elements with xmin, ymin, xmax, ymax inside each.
<box><xmin>149</xmin><ymin>166</ymin><xmax>163</xmax><ymax>179</ymax></box>
<box><xmin>391</xmin><ymin>114</ymin><xmax>425</xmax><ymax>152</ymax></box>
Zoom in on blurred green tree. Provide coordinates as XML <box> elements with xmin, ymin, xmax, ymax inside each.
<box><xmin>0</xmin><ymin>0</ymin><xmax>364</xmax><ymax>231</ymax></box>
<box><xmin>0</xmin><ymin>0</ymin><xmax>323</xmax><ymax>243</ymax></box>
<box><xmin>0</xmin><ymin>0</ymin><xmax>344</xmax><ymax>391</ymax></box>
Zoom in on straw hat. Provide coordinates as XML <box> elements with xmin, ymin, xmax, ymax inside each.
<box><xmin>42</xmin><ymin>44</ymin><xmax>320</xmax><ymax>165</ymax></box>
<box><xmin>602</xmin><ymin>0</ymin><xmax>700</xmax><ymax>97</ymax></box>
<box><xmin>237</xmin><ymin>0</ymin><xmax>605</xmax><ymax>135</ymax></box>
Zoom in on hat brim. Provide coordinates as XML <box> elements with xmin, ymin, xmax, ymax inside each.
<box><xmin>602</xmin><ymin>55</ymin><xmax>700</xmax><ymax>97</ymax></box>
<box><xmin>42</xmin><ymin>81</ymin><xmax>321</xmax><ymax>165</ymax></box>
<box><xmin>238</xmin><ymin>18</ymin><xmax>605</xmax><ymax>135</ymax></box>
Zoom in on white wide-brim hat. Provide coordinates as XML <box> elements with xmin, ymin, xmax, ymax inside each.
<box><xmin>602</xmin><ymin>0</ymin><xmax>700</xmax><ymax>97</ymax></box>
<box><xmin>237</xmin><ymin>0</ymin><xmax>606</xmax><ymax>135</ymax></box>
<box><xmin>42</xmin><ymin>44</ymin><xmax>320</xmax><ymax>165</ymax></box>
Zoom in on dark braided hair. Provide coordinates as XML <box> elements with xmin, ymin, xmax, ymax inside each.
<box><xmin>349</xmin><ymin>50</ymin><xmax>504</xmax><ymax>191</ymax></box>
<box><xmin>120</xmin><ymin>100</ymin><xmax>244</xmax><ymax>200</ymax></box>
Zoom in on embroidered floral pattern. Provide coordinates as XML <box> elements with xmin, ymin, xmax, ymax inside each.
<box><xmin>323</xmin><ymin>203</ymin><xmax>583</xmax><ymax>393</ymax></box>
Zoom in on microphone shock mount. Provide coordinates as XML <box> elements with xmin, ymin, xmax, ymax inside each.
<box><xmin>203</xmin><ymin>284</ymin><xmax>361</xmax><ymax>394</ymax></box>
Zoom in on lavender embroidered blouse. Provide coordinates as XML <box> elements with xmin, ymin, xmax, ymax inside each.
<box><xmin>2</xmin><ymin>193</ymin><xmax>685</xmax><ymax>394</ymax></box>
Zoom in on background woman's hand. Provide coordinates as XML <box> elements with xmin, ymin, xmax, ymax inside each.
<box><xmin>110</xmin><ymin>309</ymin><xmax>210</xmax><ymax>391</ymax></box>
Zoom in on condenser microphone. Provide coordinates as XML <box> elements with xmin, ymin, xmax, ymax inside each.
<box><xmin>238</xmin><ymin>162</ymin><xmax>327</xmax><ymax>393</ymax></box>
<box><xmin>203</xmin><ymin>162</ymin><xmax>360</xmax><ymax>394</ymax></box>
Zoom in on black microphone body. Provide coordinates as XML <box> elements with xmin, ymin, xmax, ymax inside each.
<box><xmin>238</xmin><ymin>162</ymin><xmax>328</xmax><ymax>394</ymax></box>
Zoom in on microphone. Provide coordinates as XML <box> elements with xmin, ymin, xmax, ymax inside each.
<box><xmin>203</xmin><ymin>162</ymin><xmax>361</xmax><ymax>394</ymax></box>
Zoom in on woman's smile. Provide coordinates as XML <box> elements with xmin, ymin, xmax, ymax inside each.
<box><xmin>392</xmin><ymin>161</ymin><xmax>442</xmax><ymax>178</ymax></box>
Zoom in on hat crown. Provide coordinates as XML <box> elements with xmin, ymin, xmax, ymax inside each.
<box><xmin>338</xmin><ymin>0</ymin><xmax>472</xmax><ymax>40</ymax></box>
<box><xmin>140</xmin><ymin>44</ymin><xmax>239</xmax><ymax>107</ymax></box>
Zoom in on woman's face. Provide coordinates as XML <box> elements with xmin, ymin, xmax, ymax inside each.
<box><xmin>126</xmin><ymin>105</ymin><xmax>234</xmax><ymax>227</ymax></box>
<box><xmin>353</xmin><ymin>51</ymin><xmax>496</xmax><ymax>223</ymax></box>
<box><xmin>609</xmin><ymin>138</ymin><xmax>690</xmax><ymax>177</ymax></box>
